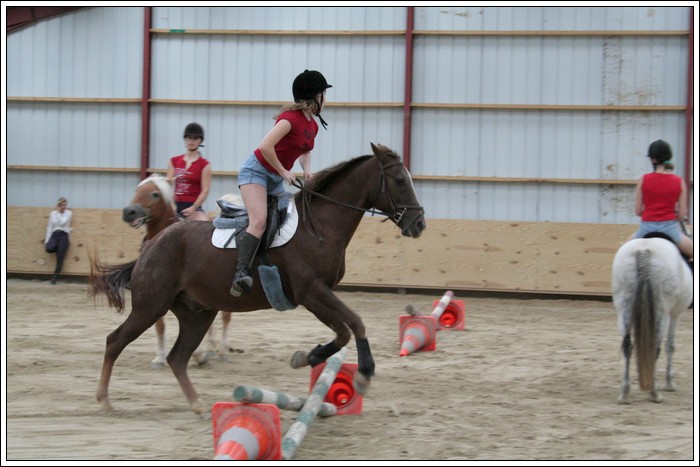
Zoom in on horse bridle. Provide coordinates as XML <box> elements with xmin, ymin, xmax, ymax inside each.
<box><xmin>291</xmin><ymin>158</ymin><xmax>425</xmax><ymax>241</ymax></box>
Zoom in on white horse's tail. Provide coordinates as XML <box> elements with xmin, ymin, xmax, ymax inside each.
<box><xmin>633</xmin><ymin>248</ymin><xmax>656</xmax><ymax>391</ymax></box>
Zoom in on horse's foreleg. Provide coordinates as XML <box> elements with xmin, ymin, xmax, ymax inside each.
<box><xmin>297</xmin><ymin>284</ymin><xmax>374</xmax><ymax>391</ymax></box>
<box><xmin>151</xmin><ymin>317</ymin><xmax>167</xmax><ymax>369</ymax></box>
<box><xmin>168</xmin><ymin>306</ymin><xmax>218</xmax><ymax>417</ymax></box>
<box><xmin>618</xmin><ymin>333</ymin><xmax>631</xmax><ymax>404</ymax></box>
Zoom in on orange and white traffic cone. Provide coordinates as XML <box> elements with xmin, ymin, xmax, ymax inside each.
<box><xmin>399</xmin><ymin>315</ymin><xmax>437</xmax><ymax>356</ymax></box>
<box><xmin>310</xmin><ymin>362</ymin><xmax>363</xmax><ymax>415</ymax></box>
<box><xmin>211</xmin><ymin>402</ymin><xmax>281</xmax><ymax>460</ymax></box>
<box><xmin>431</xmin><ymin>291</ymin><xmax>465</xmax><ymax>330</ymax></box>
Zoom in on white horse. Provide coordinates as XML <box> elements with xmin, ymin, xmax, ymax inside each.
<box><xmin>612</xmin><ymin>236</ymin><xmax>692</xmax><ymax>403</ymax></box>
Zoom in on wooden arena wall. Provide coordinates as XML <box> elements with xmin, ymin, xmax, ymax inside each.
<box><xmin>7</xmin><ymin>207</ymin><xmax>635</xmax><ymax>297</ymax></box>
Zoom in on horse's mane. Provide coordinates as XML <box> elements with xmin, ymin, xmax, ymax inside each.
<box><xmin>300</xmin><ymin>154</ymin><xmax>377</xmax><ymax>198</ymax></box>
<box><xmin>139</xmin><ymin>174</ymin><xmax>176</xmax><ymax>211</ymax></box>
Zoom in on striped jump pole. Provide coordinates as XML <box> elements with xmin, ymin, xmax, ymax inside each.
<box><xmin>431</xmin><ymin>290</ymin><xmax>465</xmax><ymax>330</ymax></box>
<box><xmin>211</xmin><ymin>402</ymin><xmax>282</xmax><ymax>460</ymax></box>
<box><xmin>281</xmin><ymin>346</ymin><xmax>348</xmax><ymax>460</ymax></box>
<box><xmin>399</xmin><ymin>315</ymin><xmax>437</xmax><ymax>356</ymax></box>
<box><xmin>233</xmin><ymin>384</ymin><xmax>337</xmax><ymax>417</ymax></box>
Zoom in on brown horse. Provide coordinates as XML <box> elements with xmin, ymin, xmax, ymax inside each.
<box><xmin>90</xmin><ymin>143</ymin><xmax>426</xmax><ymax>416</ymax></box>
<box><xmin>121</xmin><ymin>174</ymin><xmax>232</xmax><ymax>367</ymax></box>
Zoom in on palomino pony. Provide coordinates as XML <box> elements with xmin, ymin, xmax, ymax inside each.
<box><xmin>611</xmin><ymin>235</ymin><xmax>692</xmax><ymax>403</ymax></box>
<box><xmin>90</xmin><ymin>143</ymin><xmax>426</xmax><ymax>416</ymax></box>
<box><xmin>120</xmin><ymin>174</ymin><xmax>232</xmax><ymax>367</ymax></box>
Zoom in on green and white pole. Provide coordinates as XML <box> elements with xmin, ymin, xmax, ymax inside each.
<box><xmin>233</xmin><ymin>384</ymin><xmax>337</xmax><ymax>417</ymax></box>
<box><xmin>281</xmin><ymin>346</ymin><xmax>348</xmax><ymax>460</ymax></box>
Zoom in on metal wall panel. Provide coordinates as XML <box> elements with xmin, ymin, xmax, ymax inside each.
<box><xmin>410</xmin><ymin>6</ymin><xmax>690</xmax><ymax>223</ymax></box>
<box><xmin>7</xmin><ymin>103</ymin><xmax>141</xmax><ymax>169</ymax></box>
<box><xmin>152</xmin><ymin>6</ymin><xmax>406</xmax><ymax>31</ymax></box>
<box><xmin>6</xmin><ymin>172</ymin><xmax>143</xmax><ymax>209</ymax></box>
<box><xmin>415</xmin><ymin>6</ymin><xmax>688</xmax><ymax>31</ymax></box>
<box><xmin>7</xmin><ymin>7</ymin><xmax>143</xmax><ymax>98</ymax></box>
<box><xmin>151</xmin><ymin>35</ymin><xmax>406</xmax><ymax>102</ymax></box>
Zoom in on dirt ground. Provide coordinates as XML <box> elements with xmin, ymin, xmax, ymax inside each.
<box><xmin>3</xmin><ymin>278</ymin><xmax>696</xmax><ymax>461</ymax></box>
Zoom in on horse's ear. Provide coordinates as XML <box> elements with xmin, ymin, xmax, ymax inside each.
<box><xmin>371</xmin><ymin>142</ymin><xmax>389</xmax><ymax>156</ymax></box>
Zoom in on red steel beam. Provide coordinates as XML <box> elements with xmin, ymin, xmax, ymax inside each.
<box><xmin>140</xmin><ymin>7</ymin><xmax>153</xmax><ymax>180</ymax></box>
<box><xmin>402</xmin><ymin>7</ymin><xmax>415</xmax><ymax>170</ymax></box>
<box><xmin>684</xmin><ymin>7</ymin><xmax>694</xmax><ymax>215</ymax></box>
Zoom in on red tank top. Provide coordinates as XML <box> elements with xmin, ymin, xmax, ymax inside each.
<box><xmin>641</xmin><ymin>172</ymin><xmax>682</xmax><ymax>222</ymax></box>
<box><xmin>170</xmin><ymin>154</ymin><xmax>210</xmax><ymax>203</ymax></box>
<box><xmin>254</xmin><ymin>109</ymin><xmax>318</xmax><ymax>174</ymax></box>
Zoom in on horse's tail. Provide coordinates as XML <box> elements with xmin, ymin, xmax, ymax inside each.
<box><xmin>633</xmin><ymin>248</ymin><xmax>656</xmax><ymax>391</ymax></box>
<box><xmin>88</xmin><ymin>253</ymin><xmax>135</xmax><ymax>314</ymax></box>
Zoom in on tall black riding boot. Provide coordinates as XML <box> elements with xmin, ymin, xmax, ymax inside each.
<box><xmin>51</xmin><ymin>258</ymin><xmax>63</xmax><ymax>284</ymax></box>
<box><xmin>230</xmin><ymin>232</ymin><xmax>261</xmax><ymax>297</ymax></box>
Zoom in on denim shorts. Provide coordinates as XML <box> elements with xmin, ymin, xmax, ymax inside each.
<box><xmin>238</xmin><ymin>154</ymin><xmax>285</xmax><ymax>195</ymax></box>
<box><xmin>632</xmin><ymin>220</ymin><xmax>682</xmax><ymax>244</ymax></box>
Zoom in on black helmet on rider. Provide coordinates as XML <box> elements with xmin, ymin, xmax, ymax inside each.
<box><xmin>647</xmin><ymin>139</ymin><xmax>672</xmax><ymax>162</ymax></box>
<box><xmin>183</xmin><ymin>122</ymin><xmax>205</xmax><ymax>141</ymax></box>
<box><xmin>293</xmin><ymin>70</ymin><xmax>332</xmax><ymax>102</ymax></box>
<box><xmin>292</xmin><ymin>70</ymin><xmax>332</xmax><ymax>130</ymax></box>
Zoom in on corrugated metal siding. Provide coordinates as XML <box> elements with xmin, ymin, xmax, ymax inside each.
<box><xmin>411</xmin><ymin>6</ymin><xmax>690</xmax><ymax>223</ymax></box>
<box><xmin>7</xmin><ymin>7</ymin><xmax>143</xmax><ymax>98</ymax></box>
<box><xmin>7</xmin><ymin>6</ymin><xmax>691</xmax><ymax>225</ymax></box>
<box><xmin>151</xmin><ymin>6</ymin><xmax>406</xmax><ymax>31</ymax></box>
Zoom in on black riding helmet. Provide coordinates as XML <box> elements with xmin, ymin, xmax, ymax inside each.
<box><xmin>292</xmin><ymin>70</ymin><xmax>332</xmax><ymax>129</ymax></box>
<box><xmin>647</xmin><ymin>139</ymin><xmax>672</xmax><ymax>163</ymax></box>
<box><xmin>183</xmin><ymin>122</ymin><xmax>205</xmax><ymax>141</ymax></box>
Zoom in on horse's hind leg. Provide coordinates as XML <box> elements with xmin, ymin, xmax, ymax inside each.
<box><xmin>97</xmin><ymin>309</ymin><xmax>167</xmax><ymax>412</ymax></box>
<box><xmin>663</xmin><ymin>314</ymin><xmax>680</xmax><ymax>392</ymax></box>
<box><xmin>151</xmin><ymin>317</ymin><xmax>167</xmax><ymax>369</ymax></box>
<box><xmin>168</xmin><ymin>301</ymin><xmax>218</xmax><ymax>417</ymax></box>
<box><xmin>618</xmin><ymin>333</ymin><xmax>632</xmax><ymax>404</ymax></box>
<box><xmin>220</xmin><ymin>311</ymin><xmax>232</xmax><ymax>354</ymax></box>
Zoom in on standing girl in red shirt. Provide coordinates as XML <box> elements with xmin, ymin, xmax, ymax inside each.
<box><xmin>230</xmin><ymin>70</ymin><xmax>332</xmax><ymax>296</ymax></box>
<box><xmin>167</xmin><ymin>122</ymin><xmax>212</xmax><ymax>222</ymax></box>
<box><xmin>629</xmin><ymin>139</ymin><xmax>693</xmax><ymax>263</ymax></box>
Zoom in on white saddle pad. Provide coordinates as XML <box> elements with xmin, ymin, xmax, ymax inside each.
<box><xmin>212</xmin><ymin>201</ymin><xmax>298</xmax><ymax>249</ymax></box>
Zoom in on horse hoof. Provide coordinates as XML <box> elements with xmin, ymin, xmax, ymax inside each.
<box><xmin>290</xmin><ymin>351</ymin><xmax>309</xmax><ymax>369</ymax></box>
<box><xmin>353</xmin><ymin>372</ymin><xmax>370</xmax><ymax>395</ymax></box>
<box><xmin>217</xmin><ymin>352</ymin><xmax>230</xmax><ymax>362</ymax></box>
<box><xmin>150</xmin><ymin>361</ymin><xmax>166</xmax><ymax>369</ymax></box>
<box><xmin>191</xmin><ymin>399</ymin><xmax>210</xmax><ymax>418</ymax></box>
<box><xmin>664</xmin><ymin>383</ymin><xmax>677</xmax><ymax>392</ymax></box>
<box><xmin>617</xmin><ymin>395</ymin><xmax>630</xmax><ymax>405</ymax></box>
<box><xmin>99</xmin><ymin>400</ymin><xmax>115</xmax><ymax>413</ymax></box>
<box><xmin>193</xmin><ymin>350</ymin><xmax>215</xmax><ymax>366</ymax></box>
<box><xmin>649</xmin><ymin>393</ymin><xmax>663</xmax><ymax>403</ymax></box>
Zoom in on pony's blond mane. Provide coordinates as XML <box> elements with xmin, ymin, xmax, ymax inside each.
<box><xmin>139</xmin><ymin>174</ymin><xmax>176</xmax><ymax>212</ymax></box>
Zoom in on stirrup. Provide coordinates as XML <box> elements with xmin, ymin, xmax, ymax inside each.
<box><xmin>230</xmin><ymin>269</ymin><xmax>253</xmax><ymax>297</ymax></box>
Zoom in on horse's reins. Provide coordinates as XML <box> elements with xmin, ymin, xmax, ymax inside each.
<box><xmin>291</xmin><ymin>159</ymin><xmax>424</xmax><ymax>242</ymax></box>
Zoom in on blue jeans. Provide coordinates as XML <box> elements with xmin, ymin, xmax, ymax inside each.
<box><xmin>238</xmin><ymin>154</ymin><xmax>285</xmax><ymax>195</ymax></box>
<box><xmin>632</xmin><ymin>220</ymin><xmax>683</xmax><ymax>244</ymax></box>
